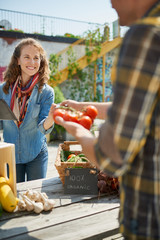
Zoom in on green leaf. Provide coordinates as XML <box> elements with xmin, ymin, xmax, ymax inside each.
<box><xmin>60</xmin><ymin>150</ymin><xmax>73</xmax><ymax>162</ymax></box>
<box><xmin>0</xmin><ymin>202</ymin><xmax>3</xmax><ymax>217</ymax></box>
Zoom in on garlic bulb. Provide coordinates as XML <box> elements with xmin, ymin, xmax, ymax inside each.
<box><xmin>18</xmin><ymin>190</ymin><xmax>55</xmax><ymax>213</ymax></box>
<box><xmin>25</xmin><ymin>189</ymin><xmax>41</xmax><ymax>202</ymax></box>
<box><xmin>33</xmin><ymin>201</ymin><xmax>44</xmax><ymax>214</ymax></box>
<box><xmin>17</xmin><ymin>199</ymin><xmax>26</xmax><ymax>211</ymax></box>
<box><xmin>40</xmin><ymin>192</ymin><xmax>55</xmax><ymax>211</ymax></box>
<box><xmin>20</xmin><ymin>194</ymin><xmax>34</xmax><ymax>212</ymax></box>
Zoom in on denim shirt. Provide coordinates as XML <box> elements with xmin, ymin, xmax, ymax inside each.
<box><xmin>0</xmin><ymin>82</ymin><xmax>54</xmax><ymax>164</ymax></box>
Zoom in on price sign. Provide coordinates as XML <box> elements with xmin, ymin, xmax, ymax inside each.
<box><xmin>64</xmin><ymin>168</ymin><xmax>98</xmax><ymax>195</ymax></box>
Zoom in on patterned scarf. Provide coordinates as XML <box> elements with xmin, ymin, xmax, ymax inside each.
<box><xmin>10</xmin><ymin>73</ymin><xmax>39</xmax><ymax>127</ymax></box>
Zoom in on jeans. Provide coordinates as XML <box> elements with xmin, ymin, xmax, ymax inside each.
<box><xmin>16</xmin><ymin>143</ymin><xmax>48</xmax><ymax>183</ymax></box>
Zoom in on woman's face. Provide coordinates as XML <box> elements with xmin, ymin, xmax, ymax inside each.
<box><xmin>18</xmin><ymin>44</ymin><xmax>41</xmax><ymax>83</ymax></box>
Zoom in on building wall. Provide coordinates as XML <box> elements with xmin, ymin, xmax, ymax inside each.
<box><xmin>0</xmin><ymin>31</ymin><xmax>118</xmax><ymax>102</ymax></box>
<box><xmin>0</xmin><ymin>31</ymin><xmax>81</xmax><ymax>82</ymax></box>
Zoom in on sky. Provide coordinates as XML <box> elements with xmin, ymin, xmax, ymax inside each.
<box><xmin>0</xmin><ymin>0</ymin><xmax>118</xmax><ymax>24</ymax></box>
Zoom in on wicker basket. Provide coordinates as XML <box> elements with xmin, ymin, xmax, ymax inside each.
<box><xmin>55</xmin><ymin>141</ymin><xmax>95</xmax><ymax>185</ymax></box>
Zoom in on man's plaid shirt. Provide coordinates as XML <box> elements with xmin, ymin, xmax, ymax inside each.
<box><xmin>95</xmin><ymin>1</ymin><xmax>160</xmax><ymax>239</ymax></box>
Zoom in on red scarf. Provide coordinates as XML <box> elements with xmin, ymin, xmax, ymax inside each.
<box><xmin>10</xmin><ymin>73</ymin><xmax>39</xmax><ymax>127</ymax></box>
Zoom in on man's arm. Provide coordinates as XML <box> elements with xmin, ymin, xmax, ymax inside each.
<box><xmin>61</xmin><ymin>100</ymin><xmax>112</xmax><ymax>119</ymax></box>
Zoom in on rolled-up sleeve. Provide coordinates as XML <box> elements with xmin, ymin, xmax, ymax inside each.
<box><xmin>38</xmin><ymin>85</ymin><xmax>54</xmax><ymax>135</ymax></box>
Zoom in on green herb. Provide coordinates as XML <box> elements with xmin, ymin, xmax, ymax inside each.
<box><xmin>60</xmin><ymin>150</ymin><xmax>74</xmax><ymax>162</ymax></box>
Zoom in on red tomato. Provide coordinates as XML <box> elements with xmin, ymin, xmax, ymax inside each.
<box><xmin>63</xmin><ymin>111</ymin><xmax>78</xmax><ymax>123</ymax></box>
<box><xmin>67</xmin><ymin>154</ymin><xmax>76</xmax><ymax>160</ymax></box>
<box><xmin>53</xmin><ymin>109</ymin><xmax>65</xmax><ymax>123</ymax></box>
<box><xmin>78</xmin><ymin>116</ymin><xmax>92</xmax><ymax>130</ymax></box>
<box><xmin>77</xmin><ymin>111</ymin><xmax>83</xmax><ymax>118</ymax></box>
<box><xmin>83</xmin><ymin>105</ymin><xmax>98</xmax><ymax>121</ymax></box>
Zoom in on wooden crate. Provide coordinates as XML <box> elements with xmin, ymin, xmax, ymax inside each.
<box><xmin>55</xmin><ymin>141</ymin><xmax>95</xmax><ymax>185</ymax></box>
<box><xmin>0</xmin><ymin>142</ymin><xmax>17</xmax><ymax>196</ymax></box>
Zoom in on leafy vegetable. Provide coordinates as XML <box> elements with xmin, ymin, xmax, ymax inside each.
<box><xmin>60</xmin><ymin>150</ymin><xmax>89</xmax><ymax>163</ymax></box>
<box><xmin>60</xmin><ymin>150</ymin><xmax>74</xmax><ymax>162</ymax></box>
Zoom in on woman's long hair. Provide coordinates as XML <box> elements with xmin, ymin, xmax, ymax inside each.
<box><xmin>3</xmin><ymin>38</ymin><xmax>50</xmax><ymax>94</ymax></box>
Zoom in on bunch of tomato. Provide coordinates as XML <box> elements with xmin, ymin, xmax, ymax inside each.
<box><xmin>53</xmin><ymin>105</ymin><xmax>98</xmax><ymax>130</ymax></box>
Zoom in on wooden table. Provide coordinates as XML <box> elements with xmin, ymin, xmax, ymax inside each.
<box><xmin>0</xmin><ymin>177</ymin><xmax>122</xmax><ymax>240</ymax></box>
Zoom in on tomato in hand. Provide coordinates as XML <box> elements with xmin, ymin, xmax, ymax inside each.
<box><xmin>77</xmin><ymin>111</ymin><xmax>83</xmax><ymax>118</ymax></box>
<box><xmin>53</xmin><ymin>109</ymin><xmax>65</xmax><ymax>124</ymax></box>
<box><xmin>53</xmin><ymin>105</ymin><xmax>97</xmax><ymax>130</ymax></box>
<box><xmin>63</xmin><ymin>111</ymin><xmax>78</xmax><ymax>123</ymax></box>
<box><xmin>83</xmin><ymin>105</ymin><xmax>98</xmax><ymax>121</ymax></box>
<box><xmin>78</xmin><ymin>116</ymin><xmax>92</xmax><ymax>130</ymax></box>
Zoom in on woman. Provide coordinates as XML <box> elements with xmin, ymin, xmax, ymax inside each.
<box><xmin>0</xmin><ymin>38</ymin><xmax>55</xmax><ymax>182</ymax></box>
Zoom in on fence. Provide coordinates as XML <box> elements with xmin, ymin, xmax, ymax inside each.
<box><xmin>0</xmin><ymin>8</ymin><xmax>128</xmax><ymax>39</ymax></box>
<box><xmin>0</xmin><ymin>8</ymin><xmax>105</xmax><ymax>37</ymax></box>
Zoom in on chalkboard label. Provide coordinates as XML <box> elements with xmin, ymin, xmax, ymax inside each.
<box><xmin>64</xmin><ymin>168</ymin><xmax>98</xmax><ymax>195</ymax></box>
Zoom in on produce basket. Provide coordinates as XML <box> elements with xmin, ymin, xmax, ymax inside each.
<box><xmin>55</xmin><ymin>141</ymin><xmax>95</xmax><ymax>185</ymax></box>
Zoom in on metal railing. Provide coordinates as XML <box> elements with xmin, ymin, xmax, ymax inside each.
<box><xmin>0</xmin><ymin>8</ymin><xmax>128</xmax><ymax>39</ymax></box>
<box><xmin>0</xmin><ymin>8</ymin><xmax>104</xmax><ymax>37</ymax></box>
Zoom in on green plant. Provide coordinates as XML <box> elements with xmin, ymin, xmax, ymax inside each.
<box><xmin>84</xmin><ymin>27</ymin><xmax>103</xmax><ymax>63</ymax></box>
<box><xmin>66</xmin><ymin>46</ymin><xmax>80</xmax><ymax>80</ymax></box>
<box><xmin>51</xmin><ymin>86</ymin><xmax>66</xmax><ymax>140</ymax></box>
<box><xmin>32</xmin><ymin>32</ymin><xmax>43</xmax><ymax>35</ymax></box>
<box><xmin>49</xmin><ymin>25</ymin><xmax>108</xmax><ymax>101</ymax></box>
<box><xmin>8</xmin><ymin>28</ymin><xmax>24</xmax><ymax>33</ymax></box>
<box><xmin>49</xmin><ymin>54</ymin><xmax>62</xmax><ymax>87</ymax></box>
<box><xmin>63</xmin><ymin>64</ymin><xmax>95</xmax><ymax>102</ymax></box>
<box><xmin>54</xmin><ymin>86</ymin><xmax>65</xmax><ymax>104</ymax></box>
<box><xmin>64</xmin><ymin>33</ymin><xmax>80</xmax><ymax>39</ymax></box>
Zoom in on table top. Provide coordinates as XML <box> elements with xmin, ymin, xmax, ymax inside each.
<box><xmin>0</xmin><ymin>177</ymin><xmax>121</xmax><ymax>240</ymax></box>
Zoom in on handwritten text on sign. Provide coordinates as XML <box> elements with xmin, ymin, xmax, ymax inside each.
<box><xmin>64</xmin><ymin>168</ymin><xmax>98</xmax><ymax>195</ymax></box>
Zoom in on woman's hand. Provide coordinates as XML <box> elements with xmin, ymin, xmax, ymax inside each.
<box><xmin>48</xmin><ymin>104</ymin><xmax>57</xmax><ymax>118</ymax></box>
<box><xmin>43</xmin><ymin>103</ymin><xmax>57</xmax><ymax>130</ymax></box>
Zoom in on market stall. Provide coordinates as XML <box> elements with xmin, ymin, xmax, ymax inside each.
<box><xmin>0</xmin><ymin>177</ymin><xmax>121</xmax><ymax>240</ymax></box>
